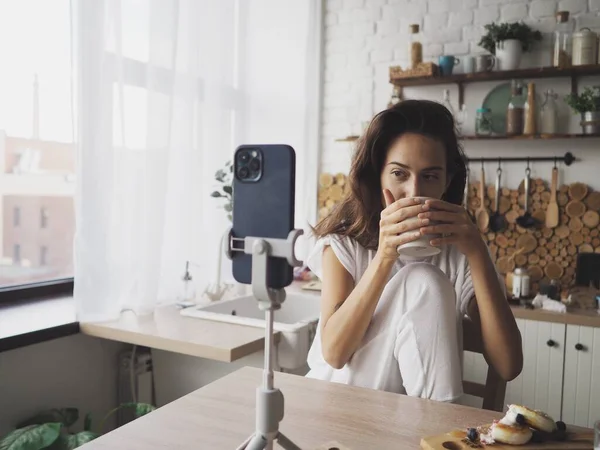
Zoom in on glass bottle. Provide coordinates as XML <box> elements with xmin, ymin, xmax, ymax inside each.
<box><xmin>442</xmin><ymin>89</ymin><xmax>455</xmax><ymax>116</ymax></box>
<box><xmin>409</xmin><ymin>24</ymin><xmax>423</xmax><ymax>69</ymax></box>
<box><xmin>456</xmin><ymin>104</ymin><xmax>468</xmax><ymax>135</ymax></box>
<box><xmin>506</xmin><ymin>80</ymin><xmax>525</xmax><ymax>135</ymax></box>
<box><xmin>552</xmin><ymin>11</ymin><xmax>572</xmax><ymax>68</ymax></box>
<box><xmin>523</xmin><ymin>82</ymin><xmax>536</xmax><ymax>136</ymax></box>
<box><xmin>540</xmin><ymin>89</ymin><xmax>559</xmax><ymax>135</ymax></box>
<box><xmin>388</xmin><ymin>85</ymin><xmax>402</xmax><ymax>109</ymax></box>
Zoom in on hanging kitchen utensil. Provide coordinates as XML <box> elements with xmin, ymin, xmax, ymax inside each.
<box><xmin>475</xmin><ymin>165</ymin><xmax>489</xmax><ymax>232</ymax></box>
<box><xmin>516</xmin><ymin>163</ymin><xmax>539</xmax><ymax>228</ymax></box>
<box><xmin>489</xmin><ymin>163</ymin><xmax>507</xmax><ymax>232</ymax></box>
<box><xmin>546</xmin><ymin>160</ymin><xmax>559</xmax><ymax>228</ymax></box>
<box><xmin>464</xmin><ymin>167</ymin><xmax>475</xmax><ymax>223</ymax></box>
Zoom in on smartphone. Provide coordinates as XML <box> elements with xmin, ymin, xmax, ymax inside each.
<box><xmin>231</xmin><ymin>144</ymin><xmax>296</xmax><ymax>289</ymax></box>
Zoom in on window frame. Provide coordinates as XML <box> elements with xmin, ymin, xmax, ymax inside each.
<box><xmin>0</xmin><ymin>277</ymin><xmax>73</xmax><ymax>305</ymax></box>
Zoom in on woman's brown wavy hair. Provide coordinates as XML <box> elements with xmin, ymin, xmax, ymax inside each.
<box><xmin>313</xmin><ymin>99</ymin><xmax>467</xmax><ymax>250</ymax></box>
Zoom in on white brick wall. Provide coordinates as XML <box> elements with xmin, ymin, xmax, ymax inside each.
<box><xmin>320</xmin><ymin>0</ymin><xmax>600</xmax><ymax>190</ymax></box>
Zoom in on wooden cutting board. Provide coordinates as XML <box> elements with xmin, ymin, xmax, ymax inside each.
<box><xmin>420</xmin><ymin>426</ymin><xmax>594</xmax><ymax>449</ymax></box>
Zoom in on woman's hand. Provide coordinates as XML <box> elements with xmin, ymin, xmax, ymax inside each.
<box><xmin>376</xmin><ymin>189</ymin><xmax>429</xmax><ymax>262</ymax></box>
<box><xmin>418</xmin><ymin>199</ymin><xmax>485</xmax><ymax>259</ymax></box>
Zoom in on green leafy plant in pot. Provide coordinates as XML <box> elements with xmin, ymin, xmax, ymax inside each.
<box><xmin>478</xmin><ymin>22</ymin><xmax>542</xmax><ymax>71</ymax></box>
<box><xmin>211</xmin><ymin>160</ymin><xmax>233</xmax><ymax>222</ymax></box>
<box><xmin>565</xmin><ymin>86</ymin><xmax>600</xmax><ymax>135</ymax></box>
<box><xmin>0</xmin><ymin>403</ymin><xmax>155</xmax><ymax>450</ymax></box>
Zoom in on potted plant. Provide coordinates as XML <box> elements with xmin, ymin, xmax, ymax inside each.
<box><xmin>565</xmin><ymin>86</ymin><xmax>600</xmax><ymax>135</ymax></box>
<box><xmin>478</xmin><ymin>22</ymin><xmax>542</xmax><ymax>71</ymax></box>
<box><xmin>0</xmin><ymin>403</ymin><xmax>155</xmax><ymax>450</ymax></box>
<box><xmin>210</xmin><ymin>160</ymin><xmax>233</xmax><ymax>222</ymax></box>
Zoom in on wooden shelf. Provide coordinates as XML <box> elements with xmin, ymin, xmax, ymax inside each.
<box><xmin>462</xmin><ymin>133</ymin><xmax>600</xmax><ymax>140</ymax></box>
<box><xmin>390</xmin><ymin>64</ymin><xmax>600</xmax><ymax>105</ymax></box>
<box><xmin>390</xmin><ymin>64</ymin><xmax>600</xmax><ymax>88</ymax></box>
<box><xmin>335</xmin><ymin>136</ymin><xmax>359</xmax><ymax>142</ymax></box>
<box><xmin>336</xmin><ymin>134</ymin><xmax>600</xmax><ymax>143</ymax></box>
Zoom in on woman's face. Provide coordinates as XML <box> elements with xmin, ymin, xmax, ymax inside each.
<box><xmin>380</xmin><ymin>132</ymin><xmax>448</xmax><ymax>203</ymax></box>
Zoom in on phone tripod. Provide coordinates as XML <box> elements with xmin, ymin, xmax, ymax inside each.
<box><xmin>226</xmin><ymin>228</ymin><xmax>304</xmax><ymax>450</ymax></box>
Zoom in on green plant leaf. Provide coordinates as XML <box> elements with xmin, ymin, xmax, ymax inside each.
<box><xmin>224</xmin><ymin>203</ymin><xmax>233</xmax><ymax>212</ymax></box>
<box><xmin>83</xmin><ymin>414</ymin><xmax>92</xmax><ymax>433</ymax></box>
<box><xmin>223</xmin><ymin>185</ymin><xmax>232</xmax><ymax>195</ymax></box>
<box><xmin>0</xmin><ymin>423</ymin><xmax>61</xmax><ymax>450</ymax></box>
<box><xmin>134</xmin><ymin>403</ymin><xmax>156</xmax><ymax>418</ymax></box>
<box><xmin>17</xmin><ymin>409</ymin><xmax>78</xmax><ymax>429</ymax></box>
<box><xmin>64</xmin><ymin>432</ymin><xmax>98</xmax><ymax>449</ymax></box>
<box><xmin>118</xmin><ymin>403</ymin><xmax>156</xmax><ymax>418</ymax></box>
<box><xmin>477</xmin><ymin>21</ymin><xmax>541</xmax><ymax>54</ymax></box>
<box><xmin>210</xmin><ymin>191</ymin><xmax>223</xmax><ymax>198</ymax></box>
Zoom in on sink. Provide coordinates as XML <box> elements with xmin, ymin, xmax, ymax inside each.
<box><xmin>180</xmin><ymin>292</ymin><xmax>321</xmax><ymax>370</ymax></box>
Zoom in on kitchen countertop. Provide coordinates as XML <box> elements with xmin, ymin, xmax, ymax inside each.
<box><xmin>80</xmin><ymin>304</ymin><xmax>278</xmax><ymax>362</ymax></box>
<box><xmin>79</xmin><ymin>282</ymin><xmax>600</xmax><ymax>364</ymax></box>
<box><xmin>510</xmin><ymin>304</ymin><xmax>600</xmax><ymax>328</ymax></box>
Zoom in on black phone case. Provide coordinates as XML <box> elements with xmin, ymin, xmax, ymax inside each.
<box><xmin>231</xmin><ymin>144</ymin><xmax>296</xmax><ymax>289</ymax></box>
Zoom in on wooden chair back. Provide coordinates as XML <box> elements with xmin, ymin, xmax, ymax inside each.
<box><xmin>462</xmin><ymin>318</ymin><xmax>507</xmax><ymax>412</ymax></box>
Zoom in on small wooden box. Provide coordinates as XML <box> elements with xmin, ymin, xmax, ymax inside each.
<box><xmin>389</xmin><ymin>62</ymin><xmax>439</xmax><ymax>80</ymax></box>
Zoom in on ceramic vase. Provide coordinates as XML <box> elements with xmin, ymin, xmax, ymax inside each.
<box><xmin>495</xmin><ymin>39</ymin><xmax>522</xmax><ymax>71</ymax></box>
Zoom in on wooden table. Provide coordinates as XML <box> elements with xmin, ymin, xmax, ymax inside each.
<box><xmin>82</xmin><ymin>366</ymin><xmax>505</xmax><ymax>449</ymax></box>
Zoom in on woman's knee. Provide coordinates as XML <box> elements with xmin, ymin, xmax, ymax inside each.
<box><xmin>397</xmin><ymin>262</ymin><xmax>453</xmax><ymax>291</ymax></box>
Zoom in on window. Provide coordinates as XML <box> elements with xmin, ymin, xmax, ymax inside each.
<box><xmin>40</xmin><ymin>207</ymin><xmax>48</xmax><ymax>229</ymax></box>
<box><xmin>0</xmin><ymin>0</ymin><xmax>74</xmax><ymax>293</ymax></box>
<box><xmin>13</xmin><ymin>206</ymin><xmax>20</xmax><ymax>226</ymax></box>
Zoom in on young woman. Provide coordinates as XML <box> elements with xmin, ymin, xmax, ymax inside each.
<box><xmin>305</xmin><ymin>100</ymin><xmax>523</xmax><ymax>402</ymax></box>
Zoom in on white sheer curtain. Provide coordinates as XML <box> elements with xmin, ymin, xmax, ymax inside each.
<box><xmin>73</xmin><ymin>0</ymin><xmax>321</xmax><ymax>322</ymax></box>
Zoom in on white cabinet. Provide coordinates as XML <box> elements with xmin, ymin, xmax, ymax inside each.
<box><xmin>504</xmin><ymin>319</ymin><xmax>565</xmax><ymax>421</ymax></box>
<box><xmin>561</xmin><ymin>324</ymin><xmax>600</xmax><ymax>428</ymax></box>
<box><xmin>462</xmin><ymin>318</ymin><xmax>600</xmax><ymax>426</ymax></box>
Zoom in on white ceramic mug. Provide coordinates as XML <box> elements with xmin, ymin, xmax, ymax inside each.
<box><xmin>462</xmin><ymin>55</ymin><xmax>475</xmax><ymax>74</ymax></box>
<box><xmin>396</xmin><ymin>197</ymin><xmax>442</xmax><ymax>258</ymax></box>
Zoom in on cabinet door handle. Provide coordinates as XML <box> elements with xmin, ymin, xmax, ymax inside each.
<box><xmin>546</xmin><ymin>339</ymin><xmax>556</xmax><ymax>347</ymax></box>
<box><xmin>575</xmin><ymin>343</ymin><xmax>585</xmax><ymax>351</ymax></box>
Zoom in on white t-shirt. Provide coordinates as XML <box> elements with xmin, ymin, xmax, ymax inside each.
<box><xmin>304</xmin><ymin>233</ymin><xmax>478</xmax><ymax>396</ymax></box>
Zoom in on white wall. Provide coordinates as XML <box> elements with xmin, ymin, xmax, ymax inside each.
<box><xmin>0</xmin><ymin>335</ymin><xmax>125</xmax><ymax>436</ymax></box>
<box><xmin>320</xmin><ymin>0</ymin><xmax>600</xmax><ymax>190</ymax></box>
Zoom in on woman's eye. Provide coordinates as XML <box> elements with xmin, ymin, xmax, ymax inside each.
<box><xmin>423</xmin><ymin>173</ymin><xmax>440</xmax><ymax>181</ymax></box>
<box><xmin>391</xmin><ymin>170</ymin><xmax>407</xmax><ymax>178</ymax></box>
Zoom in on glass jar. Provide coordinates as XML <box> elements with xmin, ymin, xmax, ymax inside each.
<box><xmin>475</xmin><ymin>108</ymin><xmax>493</xmax><ymax>136</ymax></box>
<box><xmin>540</xmin><ymin>88</ymin><xmax>559</xmax><ymax>135</ymax></box>
<box><xmin>408</xmin><ymin>24</ymin><xmax>423</xmax><ymax>69</ymax></box>
<box><xmin>552</xmin><ymin>11</ymin><xmax>572</xmax><ymax>68</ymax></box>
<box><xmin>572</xmin><ymin>27</ymin><xmax>598</xmax><ymax>65</ymax></box>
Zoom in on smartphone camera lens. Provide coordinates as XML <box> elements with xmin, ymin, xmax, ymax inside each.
<box><xmin>238</xmin><ymin>151</ymin><xmax>250</xmax><ymax>163</ymax></box>
<box><xmin>238</xmin><ymin>166</ymin><xmax>250</xmax><ymax>179</ymax></box>
<box><xmin>249</xmin><ymin>158</ymin><xmax>260</xmax><ymax>172</ymax></box>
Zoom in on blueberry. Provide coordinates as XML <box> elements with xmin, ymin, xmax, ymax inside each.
<box><xmin>515</xmin><ymin>413</ymin><xmax>526</xmax><ymax>425</ymax></box>
<box><xmin>467</xmin><ymin>428</ymin><xmax>479</xmax><ymax>442</ymax></box>
<box><xmin>556</xmin><ymin>420</ymin><xmax>566</xmax><ymax>431</ymax></box>
<box><xmin>531</xmin><ymin>430</ymin><xmax>545</xmax><ymax>443</ymax></box>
